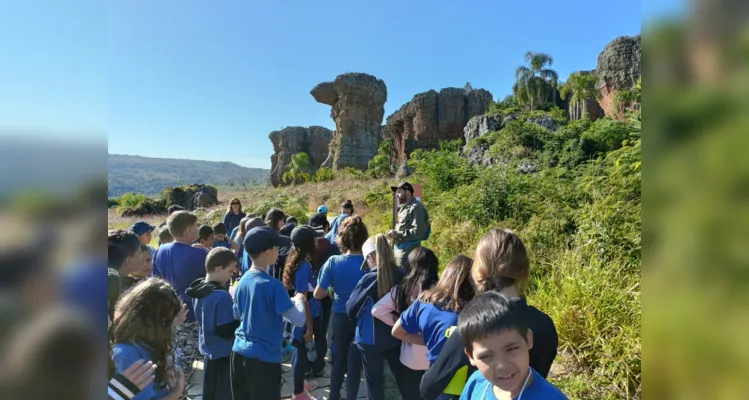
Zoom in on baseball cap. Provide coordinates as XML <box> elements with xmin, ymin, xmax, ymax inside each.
<box><xmin>361</xmin><ymin>236</ymin><xmax>377</xmax><ymax>270</ymax></box>
<box><xmin>130</xmin><ymin>221</ymin><xmax>156</xmax><ymax>236</ymax></box>
<box><xmin>317</xmin><ymin>205</ymin><xmax>328</xmax><ymax>214</ymax></box>
<box><xmin>243</xmin><ymin>226</ymin><xmax>287</xmax><ymax>255</ymax></box>
<box><xmin>308</xmin><ymin>213</ymin><xmax>329</xmax><ymax>230</ymax></box>
<box><xmin>290</xmin><ymin>225</ymin><xmax>324</xmax><ymax>248</ymax></box>
<box><xmin>390</xmin><ymin>181</ymin><xmax>414</xmax><ymax>194</ymax></box>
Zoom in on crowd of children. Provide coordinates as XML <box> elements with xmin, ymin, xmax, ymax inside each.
<box><xmin>105</xmin><ymin>197</ymin><xmax>568</xmax><ymax>400</ymax></box>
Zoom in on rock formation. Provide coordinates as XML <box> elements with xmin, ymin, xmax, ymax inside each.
<box><xmin>311</xmin><ymin>73</ymin><xmax>387</xmax><ymax>171</ymax></box>
<box><xmin>164</xmin><ymin>184</ymin><xmax>219</xmax><ymax>211</ymax></box>
<box><xmin>384</xmin><ymin>87</ymin><xmax>493</xmax><ymax>165</ymax></box>
<box><xmin>596</xmin><ymin>35</ymin><xmax>642</xmax><ymax>115</ymax></box>
<box><xmin>269</xmin><ymin>126</ymin><xmax>333</xmax><ymax>187</ymax></box>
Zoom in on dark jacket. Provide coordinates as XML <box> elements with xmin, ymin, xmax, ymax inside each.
<box><xmin>419</xmin><ymin>297</ymin><xmax>558</xmax><ymax>400</ymax></box>
<box><xmin>185</xmin><ymin>279</ymin><xmax>239</xmax><ymax>339</ymax></box>
<box><xmin>346</xmin><ymin>267</ymin><xmax>404</xmax><ymax>349</ymax></box>
<box><xmin>223</xmin><ymin>211</ymin><xmax>246</xmax><ymax>235</ymax></box>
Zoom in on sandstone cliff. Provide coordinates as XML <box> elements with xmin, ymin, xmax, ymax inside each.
<box><xmin>269</xmin><ymin>126</ymin><xmax>333</xmax><ymax>187</ymax></box>
<box><xmin>596</xmin><ymin>35</ymin><xmax>642</xmax><ymax>115</ymax></box>
<box><xmin>384</xmin><ymin>87</ymin><xmax>492</xmax><ymax>166</ymax></box>
<box><xmin>311</xmin><ymin>73</ymin><xmax>387</xmax><ymax>171</ymax></box>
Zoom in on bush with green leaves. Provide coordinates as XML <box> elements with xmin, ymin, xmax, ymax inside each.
<box><xmin>580</xmin><ymin>118</ymin><xmax>632</xmax><ymax>157</ymax></box>
<box><xmin>407</xmin><ymin>140</ymin><xmax>477</xmax><ymax>192</ymax></box>
<box><xmin>312</xmin><ymin>167</ymin><xmax>335</xmax><ymax>182</ymax></box>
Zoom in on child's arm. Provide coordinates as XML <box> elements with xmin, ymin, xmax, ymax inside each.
<box><xmin>392</xmin><ymin>318</ymin><xmax>426</xmax><ymax>345</ymax></box>
<box><xmin>282</xmin><ymin>293</ymin><xmax>308</xmax><ymax>327</ymax></box>
<box><xmin>372</xmin><ymin>288</ymin><xmax>398</xmax><ymax>326</ymax></box>
<box><xmin>108</xmin><ymin>360</ymin><xmax>155</xmax><ymax>400</ymax></box>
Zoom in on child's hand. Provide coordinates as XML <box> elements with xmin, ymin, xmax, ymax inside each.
<box><xmin>120</xmin><ymin>360</ymin><xmax>157</xmax><ymax>390</ymax></box>
<box><xmin>168</xmin><ymin>369</ymin><xmax>185</xmax><ymax>396</ymax></box>
<box><xmin>303</xmin><ymin>329</ymin><xmax>313</xmax><ymax>343</ymax></box>
<box><xmin>294</xmin><ymin>293</ymin><xmax>307</xmax><ymax>304</ymax></box>
<box><xmin>172</xmin><ymin>304</ymin><xmax>188</xmax><ymax>327</ymax></box>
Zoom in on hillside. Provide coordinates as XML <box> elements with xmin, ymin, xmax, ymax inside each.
<box><xmin>107</xmin><ymin>154</ymin><xmax>269</xmax><ymax>197</ymax></box>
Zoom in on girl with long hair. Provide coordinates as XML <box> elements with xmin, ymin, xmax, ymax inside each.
<box><xmin>112</xmin><ymin>278</ymin><xmax>186</xmax><ymax>400</ymax></box>
<box><xmin>392</xmin><ymin>254</ymin><xmax>475</xmax><ymax>399</ymax></box>
<box><xmin>283</xmin><ymin>225</ymin><xmax>326</xmax><ymax>400</ymax></box>
<box><xmin>420</xmin><ymin>228</ymin><xmax>559</xmax><ymax>400</ymax></box>
<box><xmin>346</xmin><ymin>234</ymin><xmax>408</xmax><ymax>400</ymax></box>
<box><xmin>371</xmin><ymin>246</ymin><xmax>440</xmax><ymax>398</ymax></box>
<box><xmin>223</xmin><ymin>198</ymin><xmax>246</xmax><ymax>235</ymax></box>
<box><xmin>313</xmin><ymin>216</ymin><xmax>368</xmax><ymax>400</ymax></box>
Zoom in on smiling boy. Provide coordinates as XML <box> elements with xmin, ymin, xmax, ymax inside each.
<box><xmin>458</xmin><ymin>292</ymin><xmax>566</xmax><ymax>400</ymax></box>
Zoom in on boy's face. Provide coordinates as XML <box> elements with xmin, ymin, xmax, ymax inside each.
<box><xmin>215</xmin><ymin>233</ymin><xmax>226</xmax><ymax>241</ymax></box>
<box><xmin>186</xmin><ymin>222</ymin><xmax>199</xmax><ymax>241</ymax></box>
<box><xmin>466</xmin><ymin>328</ymin><xmax>534</xmax><ymax>395</ymax></box>
<box><xmin>200</xmin><ymin>234</ymin><xmax>215</xmax><ymax>248</ymax></box>
<box><xmin>133</xmin><ymin>252</ymin><xmax>152</xmax><ymax>278</ymax></box>
<box><xmin>216</xmin><ymin>261</ymin><xmax>238</xmax><ymax>282</ymax></box>
<box><xmin>121</xmin><ymin>249</ymin><xmax>143</xmax><ymax>276</ymax></box>
<box><xmin>139</xmin><ymin>231</ymin><xmax>152</xmax><ymax>245</ymax></box>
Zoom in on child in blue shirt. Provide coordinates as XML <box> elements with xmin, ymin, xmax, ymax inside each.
<box><xmin>314</xmin><ymin>215</ymin><xmax>368</xmax><ymax>400</ymax></box>
<box><xmin>112</xmin><ymin>278</ymin><xmax>186</xmax><ymax>400</ymax></box>
<box><xmin>283</xmin><ymin>225</ymin><xmax>328</xmax><ymax>399</ymax></box>
<box><xmin>197</xmin><ymin>225</ymin><xmax>216</xmax><ymax>248</ymax></box>
<box><xmin>231</xmin><ymin>226</ymin><xmax>309</xmax><ymax>399</ymax></box>
<box><xmin>458</xmin><ymin>292</ymin><xmax>567</xmax><ymax>400</ymax></box>
<box><xmin>212</xmin><ymin>222</ymin><xmax>236</xmax><ymax>250</ymax></box>
<box><xmin>186</xmin><ymin>247</ymin><xmax>239</xmax><ymax>400</ymax></box>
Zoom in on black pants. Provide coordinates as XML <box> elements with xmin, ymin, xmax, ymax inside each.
<box><xmin>359</xmin><ymin>344</ymin><xmax>406</xmax><ymax>400</ymax></box>
<box><xmin>230</xmin><ymin>352</ymin><xmax>281</xmax><ymax>400</ymax></box>
<box><xmin>329</xmin><ymin>312</ymin><xmax>362</xmax><ymax>400</ymax></box>
<box><xmin>401</xmin><ymin>366</ymin><xmax>426</xmax><ymax>400</ymax></box>
<box><xmin>202</xmin><ymin>357</ymin><xmax>232</xmax><ymax>400</ymax></box>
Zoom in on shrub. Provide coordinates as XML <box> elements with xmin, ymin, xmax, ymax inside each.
<box><xmin>367</xmin><ymin>154</ymin><xmax>391</xmax><ymax>178</ymax></box>
<box><xmin>108</xmin><ymin>197</ymin><xmax>120</xmax><ymax>208</ymax></box>
<box><xmin>312</xmin><ymin>167</ymin><xmax>335</xmax><ymax>182</ymax></box>
<box><xmin>580</xmin><ymin>119</ymin><xmax>632</xmax><ymax>157</ymax></box>
<box><xmin>117</xmin><ymin>192</ymin><xmax>167</xmax><ymax>217</ymax></box>
<box><xmin>408</xmin><ymin>140</ymin><xmax>477</xmax><ymax>192</ymax></box>
<box><xmin>337</xmin><ymin>167</ymin><xmax>367</xmax><ymax>180</ymax></box>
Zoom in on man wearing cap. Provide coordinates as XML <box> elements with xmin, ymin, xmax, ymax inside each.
<box><xmin>130</xmin><ymin>221</ymin><xmax>156</xmax><ymax>259</ymax></box>
<box><xmin>387</xmin><ymin>182</ymin><xmax>430</xmax><ymax>269</ymax></box>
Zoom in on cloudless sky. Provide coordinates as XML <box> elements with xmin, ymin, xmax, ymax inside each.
<box><xmin>2</xmin><ymin>1</ymin><xmax>647</xmax><ymax>169</ymax></box>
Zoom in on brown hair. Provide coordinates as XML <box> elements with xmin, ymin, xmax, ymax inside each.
<box><xmin>336</xmin><ymin>215</ymin><xmax>368</xmax><ymax>253</ymax></box>
<box><xmin>394</xmin><ymin>246</ymin><xmax>439</xmax><ymax>313</ymax></box>
<box><xmin>167</xmin><ymin>211</ymin><xmax>198</xmax><ymax>237</ymax></box>
<box><xmin>227</xmin><ymin>198</ymin><xmax>242</xmax><ymax>213</ymax></box>
<box><xmin>265</xmin><ymin>208</ymin><xmax>287</xmax><ymax>232</ymax></box>
<box><xmin>113</xmin><ymin>278</ymin><xmax>181</xmax><ymax>389</ymax></box>
<box><xmin>374</xmin><ymin>235</ymin><xmax>398</xmax><ymax>297</ymax></box>
<box><xmin>108</xmin><ymin>230</ymin><xmax>141</xmax><ymax>270</ymax></box>
<box><xmin>236</xmin><ymin>217</ymin><xmax>250</xmax><ymax>239</ymax></box>
<box><xmin>418</xmin><ymin>254</ymin><xmax>475</xmax><ymax>312</ymax></box>
<box><xmin>158</xmin><ymin>226</ymin><xmax>173</xmax><ymax>244</ymax></box>
<box><xmin>473</xmin><ymin>228</ymin><xmax>530</xmax><ymax>294</ymax></box>
<box><xmin>282</xmin><ymin>233</ymin><xmax>318</xmax><ymax>291</ymax></box>
<box><xmin>206</xmin><ymin>247</ymin><xmax>238</xmax><ymax>272</ymax></box>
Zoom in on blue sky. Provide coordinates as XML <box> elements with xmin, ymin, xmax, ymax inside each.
<box><xmin>2</xmin><ymin>0</ymin><xmax>653</xmax><ymax>169</ymax></box>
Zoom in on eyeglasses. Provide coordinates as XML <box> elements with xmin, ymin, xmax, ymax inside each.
<box><xmin>231</xmin><ymin>202</ymin><xmax>240</xmax><ymax>205</ymax></box>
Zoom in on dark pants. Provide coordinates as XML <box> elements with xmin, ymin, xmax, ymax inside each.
<box><xmin>292</xmin><ymin>315</ymin><xmax>328</xmax><ymax>393</ymax></box>
<box><xmin>202</xmin><ymin>357</ymin><xmax>232</xmax><ymax>400</ymax></box>
<box><xmin>359</xmin><ymin>344</ymin><xmax>405</xmax><ymax>400</ymax></box>
<box><xmin>401</xmin><ymin>366</ymin><xmax>425</xmax><ymax>400</ymax></box>
<box><xmin>312</xmin><ymin>315</ymin><xmax>327</xmax><ymax>373</ymax></box>
<box><xmin>329</xmin><ymin>312</ymin><xmax>362</xmax><ymax>400</ymax></box>
<box><xmin>230</xmin><ymin>352</ymin><xmax>281</xmax><ymax>400</ymax></box>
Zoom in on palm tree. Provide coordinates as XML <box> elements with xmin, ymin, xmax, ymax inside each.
<box><xmin>513</xmin><ymin>52</ymin><xmax>559</xmax><ymax>111</ymax></box>
<box><xmin>282</xmin><ymin>152</ymin><xmax>312</xmax><ymax>185</ymax></box>
<box><xmin>560</xmin><ymin>71</ymin><xmax>599</xmax><ymax>120</ymax></box>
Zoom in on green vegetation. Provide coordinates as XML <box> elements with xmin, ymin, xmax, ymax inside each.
<box><xmin>513</xmin><ymin>52</ymin><xmax>559</xmax><ymax>111</ymax></box>
<box><xmin>283</xmin><ymin>152</ymin><xmax>313</xmax><ymax>185</ymax></box>
<box><xmin>367</xmin><ymin>138</ymin><xmax>395</xmax><ymax>178</ymax></box>
<box><xmin>560</xmin><ymin>71</ymin><xmax>599</xmax><ymax>120</ymax></box>
<box><xmin>312</xmin><ymin>167</ymin><xmax>335</xmax><ymax>182</ymax></box>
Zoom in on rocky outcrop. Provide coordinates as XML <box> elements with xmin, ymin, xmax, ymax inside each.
<box><xmin>596</xmin><ymin>35</ymin><xmax>641</xmax><ymax>115</ymax></box>
<box><xmin>385</xmin><ymin>88</ymin><xmax>492</xmax><ymax>165</ymax></box>
<box><xmin>463</xmin><ymin>114</ymin><xmax>503</xmax><ymax>142</ymax></box>
<box><xmin>164</xmin><ymin>184</ymin><xmax>218</xmax><ymax>211</ymax></box>
<box><xmin>311</xmin><ymin>73</ymin><xmax>387</xmax><ymax>171</ymax></box>
<box><xmin>269</xmin><ymin>126</ymin><xmax>333</xmax><ymax>187</ymax></box>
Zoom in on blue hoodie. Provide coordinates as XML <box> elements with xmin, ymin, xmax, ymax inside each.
<box><xmin>346</xmin><ymin>267</ymin><xmax>404</xmax><ymax>349</ymax></box>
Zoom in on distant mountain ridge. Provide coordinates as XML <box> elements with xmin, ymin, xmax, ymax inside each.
<box><xmin>108</xmin><ymin>154</ymin><xmax>269</xmax><ymax>197</ymax></box>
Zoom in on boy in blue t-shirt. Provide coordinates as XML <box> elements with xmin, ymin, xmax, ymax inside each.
<box><xmin>186</xmin><ymin>247</ymin><xmax>239</xmax><ymax>400</ymax></box>
<box><xmin>130</xmin><ymin>221</ymin><xmax>156</xmax><ymax>259</ymax></box>
<box><xmin>212</xmin><ymin>222</ymin><xmax>237</xmax><ymax>251</ymax></box>
<box><xmin>197</xmin><ymin>225</ymin><xmax>216</xmax><ymax>248</ymax></box>
<box><xmin>458</xmin><ymin>292</ymin><xmax>567</xmax><ymax>400</ymax></box>
<box><xmin>231</xmin><ymin>226</ymin><xmax>308</xmax><ymax>399</ymax></box>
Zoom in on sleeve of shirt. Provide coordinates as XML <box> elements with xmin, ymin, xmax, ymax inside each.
<box><xmin>222</xmin><ymin>213</ymin><xmax>230</xmax><ymax>229</ymax></box>
<box><xmin>420</xmin><ymin>328</ymin><xmax>471</xmax><ymax>399</ymax></box>
<box><xmin>317</xmin><ymin>259</ymin><xmax>333</xmax><ymax>290</ymax></box>
<box><xmin>294</xmin><ymin>263</ymin><xmax>310</xmax><ymax>294</ymax></box>
<box><xmin>273</xmin><ymin>280</ymin><xmax>296</xmax><ymax>316</ymax></box>
<box><xmin>108</xmin><ymin>373</ymin><xmax>141</xmax><ymax>400</ymax></box>
<box><xmin>216</xmin><ymin>293</ymin><xmax>237</xmax><ymax>326</ymax></box>
<box><xmin>400</xmin><ymin>203</ymin><xmax>427</xmax><ymax>242</ymax></box>
<box><xmin>372</xmin><ymin>287</ymin><xmax>398</xmax><ymax>326</ymax></box>
<box><xmin>282</xmin><ymin>298</ymin><xmax>307</xmax><ymax>327</ymax></box>
<box><xmin>399</xmin><ymin>300</ymin><xmax>421</xmax><ymax>334</ymax></box>
<box><xmin>457</xmin><ymin>371</ymin><xmax>481</xmax><ymax>400</ymax></box>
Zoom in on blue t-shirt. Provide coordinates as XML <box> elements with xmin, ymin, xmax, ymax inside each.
<box><xmin>399</xmin><ymin>299</ymin><xmax>458</xmax><ymax>364</ymax></box>
<box><xmin>113</xmin><ymin>342</ymin><xmax>171</xmax><ymax>400</ymax></box>
<box><xmin>291</xmin><ymin>260</ymin><xmax>321</xmax><ymax>340</ymax></box>
<box><xmin>460</xmin><ymin>369</ymin><xmax>567</xmax><ymax>400</ymax></box>
<box><xmin>61</xmin><ymin>258</ymin><xmax>108</xmax><ymax>336</ymax></box>
<box><xmin>152</xmin><ymin>242</ymin><xmax>207</xmax><ymax>322</ymax></box>
<box><xmin>317</xmin><ymin>254</ymin><xmax>367</xmax><ymax>314</ymax></box>
<box><xmin>213</xmin><ymin>239</ymin><xmax>232</xmax><ymax>249</ymax></box>
<box><xmin>193</xmin><ymin>287</ymin><xmax>236</xmax><ymax>359</ymax></box>
<box><xmin>233</xmin><ymin>268</ymin><xmax>295</xmax><ymax>363</ymax></box>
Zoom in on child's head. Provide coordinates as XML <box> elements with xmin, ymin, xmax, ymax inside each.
<box><xmin>265</xmin><ymin>208</ymin><xmax>287</xmax><ymax>232</ymax></box>
<box><xmin>283</xmin><ymin>225</ymin><xmax>323</xmax><ymax>289</ymax></box>
<box><xmin>213</xmin><ymin>222</ymin><xmax>227</xmax><ymax>241</ymax></box>
<box><xmin>228</xmin><ymin>198</ymin><xmax>242</xmax><ymax>214</ymax></box>
<box><xmin>198</xmin><ymin>225</ymin><xmax>215</xmax><ymax>247</ymax></box>
<box><xmin>158</xmin><ymin>226</ymin><xmax>173</xmax><ymax>244</ymax></box>
<box><xmin>395</xmin><ymin>246</ymin><xmax>440</xmax><ymax>313</ymax></box>
<box><xmin>340</xmin><ymin>200</ymin><xmax>354</xmax><ymax>214</ymax></box>
<box><xmin>132</xmin><ymin>244</ymin><xmax>153</xmax><ymax>278</ymax></box>
<box><xmin>236</xmin><ymin>217</ymin><xmax>250</xmax><ymax>237</ymax></box>
<box><xmin>167</xmin><ymin>211</ymin><xmax>199</xmax><ymax>242</ymax></box>
<box><xmin>336</xmin><ymin>215</ymin><xmax>368</xmax><ymax>253</ymax></box>
<box><xmin>245</xmin><ymin>226</ymin><xmax>287</xmax><ymax>267</ymax></box>
<box><xmin>107</xmin><ymin>229</ymin><xmax>142</xmax><ymax>275</ymax></box>
<box><xmin>286</xmin><ymin>216</ymin><xmax>298</xmax><ymax>226</ymax></box>
<box><xmin>167</xmin><ymin>205</ymin><xmax>185</xmax><ymax>215</ymax></box>
<box><xmin>418</xmin><ymin>254</ymin><xmax>475</xmax><ymax>312</ymax></box>
<box><xmin>308</xmin><ymin>213</ymin><xmax>330</xmax><ymax>234</ymax></box>
<box><xmin>113</xmin><ymin>278</ymin><xmax>181</xmax><ymax>387</ymax></box>
<box><xmin>459</xmin><ymin>292</ymin><xmax>533</xmax><ymax>396</ymax></box>
<box><xmin>130</xmin><ymin>221</ymin><xmax>155</xmax><ymax>246</ymax></box>
<box><xmin>205</xmin><ymin>247</ymin><xmax>238</xmax><ymax>283</ymax></box>
<box><xmin>473</xmin><ymin>228</ymin><xmax>530</xmax><ymax>294</ymax></box>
